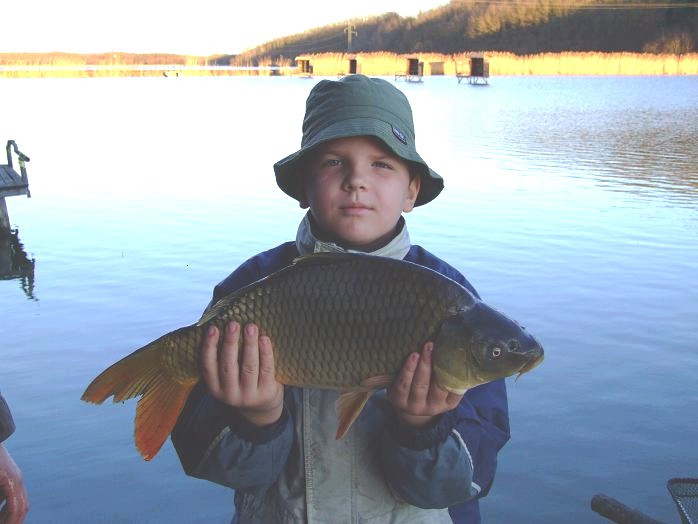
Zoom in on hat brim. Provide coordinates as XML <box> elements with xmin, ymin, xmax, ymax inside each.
<box><xmin>274</xmin><ymin>118</ymin><xmax>443</xmax><ymax>207</ymax></box>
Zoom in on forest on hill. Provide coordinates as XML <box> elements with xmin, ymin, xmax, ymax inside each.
<box><xmin>222</xmin><ymin>0</ymin><xmax>697</xmax><ymax>66</ymax></box>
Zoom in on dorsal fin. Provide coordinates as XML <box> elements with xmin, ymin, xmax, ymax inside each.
<box><xmin>197</xmin><ymin>253</ymin><xmax>384</xmax><ymax>326</ymax></box>
<box><xmin>197</xmin><ymin>294</ymin><xmax>238</xmax><ymax>325</ymax></box>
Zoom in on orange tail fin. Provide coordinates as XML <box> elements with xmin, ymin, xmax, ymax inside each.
<box><xmin>81</xmin><ymin>331</ymin><xmax>198</xmax><ymax>461</ymax></box>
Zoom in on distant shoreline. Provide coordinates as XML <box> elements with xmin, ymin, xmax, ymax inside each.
<box><xmin>1</xmin><ymin>51</ymin><xmax>696</xmax><ymax>77</ymax></box>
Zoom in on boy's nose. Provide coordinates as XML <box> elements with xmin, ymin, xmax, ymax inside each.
<box><xmin>342</xmin><ymin>165</ymin><xmax>367</xmax><ymax>191</ymax></box>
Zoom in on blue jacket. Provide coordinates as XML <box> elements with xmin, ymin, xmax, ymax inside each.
<box><xmin>0</xmin><ymin>392</ymin><xmax>15</xmax><ymax>443</ymax></box>
<box><xmin>172</xmin><ymin>242</ymin><xmax>510</xmax><ymax>523</ymax></box>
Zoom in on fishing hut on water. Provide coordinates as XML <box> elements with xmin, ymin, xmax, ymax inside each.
<box><xmin>346</xmin><ymin>56</ymin><xmax>359</xmax><ymax>75</ymax></box>
<box><xmin>457</xmin><ymin>53</ymin><xmax>490</xmax><ymax>85</ymax></box>
<box><xmin>1</xmin><ymin>140</ymin><xmax>30</xmax><ymax>235</ymax></box>
<box><xmin>395</xmin><ymin>57</ymin><xmax>423</xmax><ymax>83</ymax></box>
<box><xmin>337</xmin><ymin>55</ymin><xmax>360</xmax><ymax>78</ymax></box>
<box><xmin>294</xmin><ymin>56</ymin><xmax>314</xmax><ymax>78</ymax></box>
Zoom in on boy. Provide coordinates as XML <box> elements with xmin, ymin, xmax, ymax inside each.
<box><xmin>172</xmin><ymin>75</ymin><xmax>510</xmax><ymax>523</ymax></box>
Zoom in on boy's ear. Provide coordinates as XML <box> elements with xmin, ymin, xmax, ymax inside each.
<box><xmin>403</xmin><ymin>175</ymin><xmax>421</xmax><ymax>213</ymax></box>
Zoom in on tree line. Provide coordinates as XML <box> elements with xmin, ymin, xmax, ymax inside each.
<box><xmin>222</xmin><ymin>0</ymin><xmax>697</xmax><ymax>66</ymax></box>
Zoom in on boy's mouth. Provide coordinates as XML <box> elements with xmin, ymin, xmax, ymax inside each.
<box><xmin>341</xmin><ymin>203</ymin><xmax>371</xmax><ymax>212</ymax></box>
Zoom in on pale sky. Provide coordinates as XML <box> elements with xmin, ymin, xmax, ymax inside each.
<box><xmin>2</xmin><ymin>0</ymin><xmax>448</xmax><ymax>56</ymax></box>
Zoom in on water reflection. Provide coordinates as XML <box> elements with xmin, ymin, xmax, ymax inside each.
<box><xmin>441</xmin><ymin>76</ymin><xmax>698</xmax><ymax>206</ymax></box>
<box><xmin>0</xmin><ymin>228</ymin><xmax>36</xmax><ymax>300</ymax></box>
<box><xmin>500</xmin><ymin>108</ymin><xmax>698</xmax><ymax>205</ymax></box>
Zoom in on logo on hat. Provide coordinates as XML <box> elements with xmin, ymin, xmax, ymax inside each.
<box><xmin>391</xmin><ymin>125</ymin><xmax>408</xmax><ymax>145</ymax></box>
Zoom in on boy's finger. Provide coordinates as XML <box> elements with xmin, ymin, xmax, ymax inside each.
<box><xmin>200</xmin><ymin>325</ymin><xmax>221</xmax><ymax>393</ymax></box>
<box><xmin>409</xmin><ymin>343</ymin><xmax>433</xmax><ymax>403</ymax></box>
<box><xmin>392</xmin><ymin>352</ymin><xmax>419</xmax><ymax>401</ymax></box>
<box><xmin>218</xmin><ymin>321</ymin><xmax>241</xmax><ymax>386</ymax></box>
<box><xmin>239</xmin><ymin>324</ymin><xmax>260</xmax><ymax>390</ymax></box>
<box><xmin>257</xmin><ymin>335</ymin><xmax>276</xmax><ymax>387</ymax></box>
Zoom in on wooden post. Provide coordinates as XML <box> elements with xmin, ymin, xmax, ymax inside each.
<box><xmin>0</xmin><ymin>197</ymin><xmax>10</xmax><ymax>235</ymax></box>
<box><xmin>590</xmin><ymin>494</ymin><xmax>665</xmax><ymax>524</ymax></box>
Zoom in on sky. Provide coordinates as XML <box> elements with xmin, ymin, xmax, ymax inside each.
<box><xmin>2</xmin><ymin>0</ymin><xmax>448</xmax><ymax>56</ymax></box>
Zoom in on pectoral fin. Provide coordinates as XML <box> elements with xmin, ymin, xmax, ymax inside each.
<box><xmin>359</xmin><ymin>375</ymin><xmax>393</xmax><ymax>389</ymax></box>
<box><xmin>335</xmin><ymin>390</ymin><xmax>373</xmax><ymax>439</ymax></box>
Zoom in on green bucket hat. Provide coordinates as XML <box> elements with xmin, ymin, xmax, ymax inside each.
<box><xmin>274</xmin><ymin>74</ymin><xmax>443</xmax><ymax>207</ymax></box>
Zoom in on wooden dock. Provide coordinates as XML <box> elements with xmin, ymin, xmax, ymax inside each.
<box><xmin>1</xmin><ymin>140</ymin><xmax>31</xmax><ymax>234</ymax></box>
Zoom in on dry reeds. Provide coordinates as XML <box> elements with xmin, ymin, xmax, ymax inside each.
<box><xmin>1</xmin><ymin>51</ymin><xmax>696</xmax><ymax>78</ymax></box>
<box><xmin>315</xmin><ymin>51</ymin><xmax>698</xmax><ymax>77</ymax></box>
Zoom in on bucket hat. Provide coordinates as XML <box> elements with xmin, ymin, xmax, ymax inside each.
<box><xmin>274</xmin><ymin>74</ymin><xmax>443</xmax><ymax>207</ymax></box>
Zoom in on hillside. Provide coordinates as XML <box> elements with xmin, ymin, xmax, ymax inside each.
<box><xmin>223</xmin><ymin>0</ymin><xmax>697</xmax><ymax>66</ymax></box>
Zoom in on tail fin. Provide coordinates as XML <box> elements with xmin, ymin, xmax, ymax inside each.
<box><xmin>81</xmin><ymin>330</ymin><xmax>198</xmax><ymax>461</ymax></box>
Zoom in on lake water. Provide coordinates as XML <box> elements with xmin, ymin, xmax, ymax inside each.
<box><xmin>1</xmin><ymin>75</ymin><xmax>696</xmax><ymax>523</ymax></box>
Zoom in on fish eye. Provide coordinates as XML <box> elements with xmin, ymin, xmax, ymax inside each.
<box><xmin>489</xmin><ymin>346</ymin><xmax>503</xmax><ymax>359</ymax></box>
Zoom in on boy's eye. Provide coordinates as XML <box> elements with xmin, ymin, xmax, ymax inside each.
<box><xmin>373</xmin><ymin>161</ymin><xmax>393</xmax><ymax>170</ymax></box>
<box><xmin>321</xmin><ymin>158</ymin><xmax>342</xmax><ymax>167</ymax></box>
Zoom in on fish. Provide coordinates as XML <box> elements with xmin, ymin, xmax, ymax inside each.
<box><xmin>82</xmin><ymin>252</ymin><xmax>544</xmax><ymax>460</ymax></box>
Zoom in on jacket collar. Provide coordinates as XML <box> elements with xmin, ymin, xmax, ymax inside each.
<box><xmin>295</xmin><ymin>212</ymin><xmax>411</xmax><ymax>260</ymax></box>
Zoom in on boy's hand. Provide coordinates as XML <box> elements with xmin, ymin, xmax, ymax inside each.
<box><xmin>387</xmin><ymin>342</ymin><xmax>464</xmax><ymax>428</ymax></box>
<box><xmin>0</xmin><ymin>443</ymin><xmax>29</xmax><ymax>524</ymax></box>
<box><xmin>201</xmin><ymin>321</ymin><xmax>284</xmax><ymax>427</ymax></box>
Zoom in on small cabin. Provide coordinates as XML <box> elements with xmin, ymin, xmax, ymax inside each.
<box><xmin>339</xmin><ymin>56</ymin><xmax>360</xmax><ymax>78</ymax></box>
<box><xmin>429</xmin><ymin>61</ymin><xmax>445</xmax><ymax>76</ymax></box>
<box><xmin>295</xmin><ymin>57</ymin><xmax>313</xmax><ymax>78</ymax></box>
<box><xmin>457</xmin><ymin>53</ymin><xmax>489</xmax><ymax>85</ymax></box>
<box><xmin>395</xmin><ymin>57</ymin><xmax>423</xmax><ymax>83</ymax></box>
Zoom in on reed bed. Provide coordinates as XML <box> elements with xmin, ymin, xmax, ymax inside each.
<box><xmin>1</xmin><ymin>51</ymin><xmax>696</xmax><ymax>78</ymax></box>
<box><xmin>315</xmin><ymin>51</ymin><xmax>698</xmax><ymax>77</ymax></box>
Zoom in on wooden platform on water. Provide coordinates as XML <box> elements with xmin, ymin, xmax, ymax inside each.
<box><xmin>0</xmin><ymin>163</ymin><xmax>29</xmax><ymax>198</ymax></box>
<box><xmin>456</xmin><ymin>54</ymin><xmax>490</xmax><ymax>85</ymax></box>
<box><xmin>0</xmin><ymin>141</ymin><xmax>30</xmax><ymax>198</ymax></box>
<box><xmin>1</xmin><ymin>140</ymin><xmax>31</xmax><ymax>233</ymax></box>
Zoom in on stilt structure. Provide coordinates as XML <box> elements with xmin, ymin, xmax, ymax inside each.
<box><xmin>395</xmin><ymin>57</ymin><xmax>423</xmax><ymax>83</ymax></box>
<box><xmin>294</xmin><ymin>57</ymin><xmax>313</xmax><ymax>78</ymax></box>
<box><xmin>0</xmin><ymin>140</ymin><xmax>31</xmax><ymax>235</ymax></box>
<box><xmin>457</xmin><ymin>53</ymin><xmax>490</xmax><ymax>85</ymax></box>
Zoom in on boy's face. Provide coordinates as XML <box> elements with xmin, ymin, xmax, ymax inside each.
<box><xmin>302</xmin><ymin>136</ymin><xmax>420</xmax><ymax>250</ymax></box>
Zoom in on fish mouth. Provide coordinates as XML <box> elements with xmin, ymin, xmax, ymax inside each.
<box><xmin>516</xmin><ymin>351</ymin><xmax>544</xmax><ymax>380</ymax></box>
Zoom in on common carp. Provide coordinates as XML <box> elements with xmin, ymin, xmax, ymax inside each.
<box><xmin>82</xmin><ymin>253</ymin><xmax>543</xmax><ymax>460</ymax></box>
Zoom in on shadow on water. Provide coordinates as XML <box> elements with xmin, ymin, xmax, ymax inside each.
<box><xmin>0</xmin><ymin>228</ymin><xmax>36</xmax><ymax>300</ymax></box>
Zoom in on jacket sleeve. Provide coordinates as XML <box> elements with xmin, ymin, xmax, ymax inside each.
<box><xmin>171</xmin><ymin>382</ymin><xmax>294</xmax><ymax>492</ymax></box>
<box><xmin>171</xmin><ymin>243</ymin><xmax>299</xmax><ymax>491</ymax></box>
<box><xmin>379</xmin><ymin>379</ymin><xmax>509</xmax><ymax>510</ymax></box>
<box><xmin>0</xmin><ymin>392</ymin><xmax>16</xmax><ymax>443</ymax></box>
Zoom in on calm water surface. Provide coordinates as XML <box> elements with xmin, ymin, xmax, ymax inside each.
<box><xmin>1</xmin><ymin>75</ymin><xmax>697</xmax><ymax>523</ymax></box>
